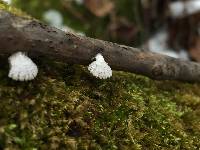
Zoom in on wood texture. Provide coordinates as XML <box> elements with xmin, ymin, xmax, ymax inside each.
<box><xmin>0</xmin><ymin>10</ymin><xmax>200</xmax><ymax>82</ymax></box>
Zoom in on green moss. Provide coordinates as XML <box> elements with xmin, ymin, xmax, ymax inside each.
<box><xmin>0</xmin><ymin>0</ymin><xmax>31</xmax><ymax>19</ymax></box>
<box><xmin>0</xmin><ymin>3</ymin><xmax>200</xmax><ymax>149</ymax></box>
<box><xmin>0</xmin><ymin>60</ymin><xmax>200</xmax><ymax>150</ymax></box>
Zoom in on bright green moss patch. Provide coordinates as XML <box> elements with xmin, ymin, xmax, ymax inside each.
<box><xmin>0</xmin><ymin>61</ymin><xmax>200</xmax><ymax>150</ymax></box>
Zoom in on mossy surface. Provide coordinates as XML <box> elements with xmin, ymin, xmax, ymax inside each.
<box><xmin>0</xmin><ymin>0</ymin><xmax>31</xmax><ymax>19</ymax></box>
<box><xmin>0</xmin><ymin>60</ymin><xmax>200</xmax><ymax>150</ymax></box>
<box><xmin>0</xmin><ymin>2</ymin><xmax>200</xmax><ymax>149</ymax></box>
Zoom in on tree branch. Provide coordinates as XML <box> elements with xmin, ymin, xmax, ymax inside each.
<box><xmin>0</xmin><ymin>10</ymin><xmax>200</xmax><ymax>82</ymax></box>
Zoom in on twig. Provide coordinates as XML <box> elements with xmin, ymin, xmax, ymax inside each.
<box><xmin>0</xmin><ymin>10</ymin><xmax>200</xmax><ymax>82</ymax></box>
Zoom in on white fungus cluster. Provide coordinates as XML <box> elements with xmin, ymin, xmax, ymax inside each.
<box><xmin>7</xmin><ymin>52</ymin><xmax>111</xmax><ymax>81</ymax></box>
<box><xmin>8</xmin><ymin>52</ymin><xmax>38</xmax><ymax>81</ymax></box>
<box><xmin>88</xmin><ymin>53</ymin><xmax>112</xmax><ymax>79</ymax></box>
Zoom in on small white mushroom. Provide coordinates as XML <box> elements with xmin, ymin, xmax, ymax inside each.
<box><xmin>8</xmin><ymin>52</ymin><xmax>38</xmax><ymax>81</ymax></box>
<box><xmin>88</xmin><ymin>53</ymin><xmax>112</xmax><ymax>79</ymax></box>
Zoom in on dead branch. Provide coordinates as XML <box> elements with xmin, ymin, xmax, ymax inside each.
<box><xmin>0</xmin><ymin>10</ymin><xmax>200</xmax><ymax>82</ymax></box>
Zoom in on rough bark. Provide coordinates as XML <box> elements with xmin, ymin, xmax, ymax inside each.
<box><xmin>0</xmin><ymin>10</ymin><xmax>200</xmax><ymax>82</ymax></box>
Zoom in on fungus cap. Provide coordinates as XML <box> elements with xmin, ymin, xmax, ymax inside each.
<box><xmin>88</xmin><ymin>53</ymin><xmax>112</xmax><ymax>79</ymax></box>
<box><xmin>8</xmin><ymin>52</ymin><xmax>38</xmax><ymax>81</ymax></box>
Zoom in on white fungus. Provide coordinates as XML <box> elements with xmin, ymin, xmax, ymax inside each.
<box><xmin>88</xmin><ymin>53</ymin><xmax>112</xmax><ymax>79</ymax></box>
<box><xmin>8</xmin><ymin>52</ymin><xmax>38</xmax><ymax>81</ymax></box>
